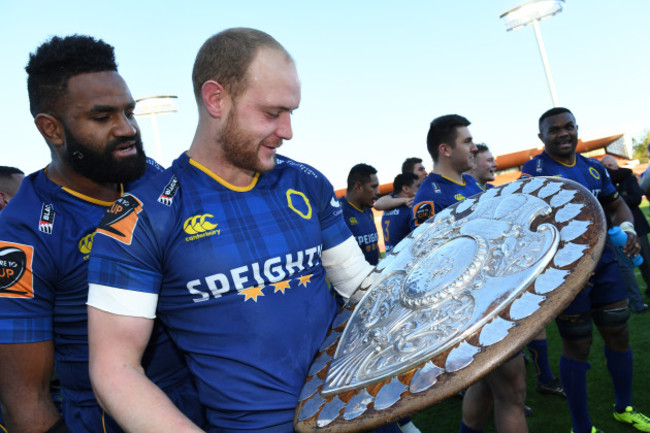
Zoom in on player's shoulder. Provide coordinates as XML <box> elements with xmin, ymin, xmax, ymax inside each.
<box><xmin>0</xmin><ymin>170</ymin><xmax>53</xmax><ymax>231</ymax></box>
<box><xmin>273</xmin><ymin>155</ymin><xmax>330</xmax><ymax>185</ymax></box>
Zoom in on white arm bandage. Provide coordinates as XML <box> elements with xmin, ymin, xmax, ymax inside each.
<box><xmin>322</xmin><ymin>237</ymin><xmax>375</xmax><ymax>299</ymax></box>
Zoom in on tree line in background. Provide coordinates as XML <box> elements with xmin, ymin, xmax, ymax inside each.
<box><xmin>633</xmin><ymin>131</ymin><xmax>650</xmax><ymax>162</ymax></box>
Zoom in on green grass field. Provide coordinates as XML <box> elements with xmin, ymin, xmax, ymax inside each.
<box><xmin>410</xmin><ymin>201</ymin><xmax>650</xmax><ymax>432</ymax></box>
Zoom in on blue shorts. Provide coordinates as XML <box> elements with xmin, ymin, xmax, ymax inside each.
<box><xmin>64</xmin><ymin>377</ymin><xmax>204</xmax><ymax>432</ymax></box>
<box><xmin>562</xmin><ymin>246</ymin><xmax>627</xmax><ymax>315</ymax></box>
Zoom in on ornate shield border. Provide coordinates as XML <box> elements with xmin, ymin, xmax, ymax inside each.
<box><xmin>295</xmin><ymin>176</ymin><xmax>606</xmax><ymax>432</ymax></box>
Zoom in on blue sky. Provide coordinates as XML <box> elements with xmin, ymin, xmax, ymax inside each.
<box><xmin>2</xmin><ymin>1</ymin><xmax>649</xmax><ymax>188</ymax></box>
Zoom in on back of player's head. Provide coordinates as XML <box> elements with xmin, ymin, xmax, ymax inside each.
<box><xmin>26</xmin><ymin>35</ymin><xmax>117</xmax><ymax>118</ymax></box>
<box><xmin>0</xmin><ymin>166</ymin><xmax>24</xmax><ymax>179</ymax></box>
<box><xmin>475</xmin><ymin>143</ymin><xmax>490</xmax><ymax>154</ymax></box>
<box><xmin>347</xmin><ymin>163</ymin><xmax>377</xmax><ymax>189</ymax></box>
<box><xmin>426</xmin><ymin>114</ymin><xmax>471</xmax><ymax>162</ymax></box>
<box><xmin>393</xmin><ymin>172</ymin><xmax>418</xmax><ymax>194</ymax></box>
<box><xmin>401</xmin><ymin>157</ymin><xmax>423</xmax><ymax>175</ymax></box>
<box><xmin>538</xmin><ymin>107</ymin><xmax>573</xmax><ymax>132</ymax></box>
<box><xmin>192</xmin><ymin>27</ymin><xmax>292</xmax><ymax>103</ymax></box>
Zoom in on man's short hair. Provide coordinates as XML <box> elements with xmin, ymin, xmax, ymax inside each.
<box><xmin>474</xmin><ymin>143</ymin><xmax>489</xmax><ymax>154</ymax></box>
<box><xmin>426</xmin><ymin>114</ymin><xmax>471</xmax><ymax>162</ymax></box>
<box><xmin>192</xmin><ymin>27</ymin><xmax>292</xmax><ymax>103</ymax></box>
<box><xmin>393</xmin><ymin>172</ymin><xmax>418</xmax><ymax>194</ymax></box>
<box><xmin>538</xmin><ymin>107</ymin><xmax>573</xmax><ymax>132</ymax></box>
<box><xmin>0</xmin><ymin>166</ymin><xmax>24</xmax><ymax>178</ymax></box>
<box><xmin>401</xmin><ymin>157</ymin><xmax>423</xmax><ymax>175</ymax></box>
<box><xmin>26</xmin><ymin>35</ymin><xmax>117</xmax><ymax>118</ymax></box>
<box><xmin>347</xmin><ymin>163</ymin><xmax>377</xmax><ymax>190</ymax></box>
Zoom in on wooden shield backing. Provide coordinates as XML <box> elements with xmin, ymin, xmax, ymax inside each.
<box><xmin>294</xmin><ymin>176</ymin><xmax>605</xmax><ymax>433</ymax></box>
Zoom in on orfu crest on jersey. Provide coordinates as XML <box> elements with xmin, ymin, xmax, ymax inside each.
<box><xmin>0</xmin><ymin>242</ymin><xmax>34</xmax><ymax>298</ymax></box>
<box><xmin>158</xmin><ymin>175</ymin><xmax>180</xmax><ymax>206</ymax></box>
<box><xmin>413</xmin><ymin>201</ymin><xmax>434</xmax><ymax>226</ymax></box>
<box><xmin>39</xmin><ymin>203</ymin><xmax>55</xmax><ymax>234</ymax></box>
<box><xmin>589</xmin><ymin>166</ymin><xmax>601</xmax><ymax>180</ymax></box>
<box><xmin>95</xmin><ymin>194</ymin><xmax>143</xmax><ymax>245</ymax></box>
<box><xmin>287</xmin><ymin>189</ymin><xmax>312</xmax><ymax>220</ymax></box>
<box><xmin>184</xmin><ymin>213</ymin><xmax>220</xmax><ymax>242</ymax></box>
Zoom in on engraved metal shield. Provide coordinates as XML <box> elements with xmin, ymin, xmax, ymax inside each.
<box><xmin>295</xmin><ymin>176</ymin><xmax>606</xmax><ymax>432</ymax></box>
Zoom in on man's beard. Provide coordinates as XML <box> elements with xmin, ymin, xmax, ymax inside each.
<box><xmin>219</xmin><ymin>109</ymin><xmax>280</xmax><ymax>174</ymax></box>
<box><xmin>63</xmin><ymin>125</ymin><xmax>147</xmax><ymax>184</ymax></box>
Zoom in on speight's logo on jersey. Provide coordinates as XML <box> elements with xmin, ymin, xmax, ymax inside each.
<box><xmin>39</xmin><ymin>203</ymin><xmax>55</xmax><ymax>234</ymax></box>
<box><xmin>0</xmin><ymin>242</ymin><xmax>34</xmax><ymax>299</ymax></box>
<box><xmin>157</xmin><ymin>175</ymin><xmax>179</xmax><ymax>206</ymax></box>
<box><xmin>184</xmin><ymin>214</ymin><xmax>220</xmax><ymax>242</ymax></box>
<box><xmin>95</xmin><ymin>194</ymin><xmax>143</xmax><ymax>245</ymax></box>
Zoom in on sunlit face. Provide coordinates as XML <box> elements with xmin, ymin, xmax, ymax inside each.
<box><xmin>59</xmin><ymin>71</ymin><xmax>146</xmax><ymax>184</ymax></box>
<box><xmin>358</xmin><ymin>174</ymin><xmax>380</xmax><ymax>209</ymax></box>
<box><xmin>219</xmin><ymin>48</ymin><xmax>301</xmax><ymax>174</ymax></box>
<box><xmin>538</xmin><ymin>112</ymin><xmax>578</xmax><ymax>161</ymax></box>
<box><xmin>472</xmin><ymin>150</ymin><xmax>497</xmax><ymax>183</ymax></box>
<box><xmin>449</xmin><ymin>126</ymin><xmax>477</xmax><ymax>173</ymax></box>
<box><xmin>403</xmin><ymin>179</ymin><xmax>420</xmax><ymax>198</ymax></box>
<box><xmin>412</xmin><ymin>163</ymin><xmax>428</xmax><ymax>182</ymax></box>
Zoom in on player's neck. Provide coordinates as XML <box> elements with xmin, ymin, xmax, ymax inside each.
<box><xmin>433</xmin><ymin>163</ymin><xmax>464</xmax><ymax>184</ymax></box>
<box><xmin>545</xmin><ymin>150</ymin><xmax>576</xmax><ymax>166</ymax></box>
<box><xmin>46</xmin><ymin>161</ymin><xmax>122</xmax><ymax>202</ymax></box>
<box><xmin>345</xmin><ymin>194</ymin><xmax>367</xmax><ymax>211</ymax></box>
<box><xmin>188</xmin><ymin>140</ymin><xmax>257</xmax><ymax>188</ymax></box>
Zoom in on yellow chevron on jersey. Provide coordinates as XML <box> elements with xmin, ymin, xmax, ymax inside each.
<box><xmin>454</xmin><ymin>193</ymin><xmax>466</xmax><ymax>201</ymax></box>
<box><xmin>78</xmin><ymin>233</ymin><xmax>95</xmax><ymax>257</ymax></box>
<box><xmin>183</xmin><ymin>214</ymin><xmax>219</xmax><ymax>234</ymax></box>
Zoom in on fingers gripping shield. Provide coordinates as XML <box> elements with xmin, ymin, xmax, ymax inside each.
<box><xmin>295</xmin><ymin>176</ymin><xmax>605</xmax><ymax>432</ymax></box>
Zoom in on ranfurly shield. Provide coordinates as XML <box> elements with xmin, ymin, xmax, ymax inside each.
<box><xmin>295</xmin><ymin>176</ymin><xmax>606</xmax><ymax>432</ymax></box>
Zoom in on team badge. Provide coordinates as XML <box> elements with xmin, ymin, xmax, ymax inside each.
<box><xmin>454</xmin><ymin>193</ymin><xmax>466</xmax><ymax>201</ymax></box>
<box><xmin>0</xmin><ymin>242</ymin><xmax>34</xmax><ymax>298</ymax></box>
<box><xmin>158</xmin><ymin>175</ymin><xmax>179</xmax><ymax>206</ymax></box>
<box><xmin>349</xmin><ymin>217</ymin><xmax>358</xmax><ymax>226</ymax></box>
<box><xmin>39</xmin><ymin>203</ymin><xmax>55</xmax><ymax>234</ymax></box>
<box><xmin>589</xmin><ymin>167</ymin><xmax>601</xmax><ymax>180</ymax></box>
<box><xmin>287</xmin><ymin>189</ymin><xmax>312</xmax><ymax>220</ymax></box>
<box><xmin>413</xmin><ymin>201</ymin><xmax>434</xmax><ymax>226</ymax></box>
<box><xmin>95</xmin><ymin>194</ymin><xmax>143</xmax><ymax>245</ymax></box>
<box><xmin>78</xmin><ymin>233</ymin><xmax>95</xmax><ymax>256</ymax></box>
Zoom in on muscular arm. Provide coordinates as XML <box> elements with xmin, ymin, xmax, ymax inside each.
<box><xmin>88</xmin><ymin>307</ymin><xmax>203</xmax><ymax>433</ymax></box>
<box><xmin>604</xmin><ymin>196</ymin><xmax>641</xmax><ymax>256</ymax></box>
<box><xmin>0</xmin><ymin>341</ymin><xmax>62</xmax><ymax>433</ymax></box>
<box><xmin>373</xmin><ymin>195</ymin><xmax>412</xmax><ymax>211</ymax></box>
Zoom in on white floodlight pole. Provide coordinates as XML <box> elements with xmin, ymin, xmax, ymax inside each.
<box><xmin>500</xmin><ymin>0</ymin><xmax>564</xmax><ymax>107</ymax></box>
<box><xmin>134</xmin><ymin>95</ymin><xmax>179</xmax><ymax>162</ymax></box>
<box><xmin>531</xmin><ymin>19</ymin><xmax>559</xmax><ymax>107</ymax></box>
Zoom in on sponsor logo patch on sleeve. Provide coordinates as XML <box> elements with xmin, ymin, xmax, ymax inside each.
<box><xmin>0</xmin><ymin>242</ymin><xmax>34</xmax><ymax>298</ymax></box>
<box><xmin>413</xmin><ymin>201</ymin><xmax>434</xmax><ymax>226</ymax></box>
<box><xmin>95</xmin><ymin>194</ymin><xmax>143</xmax><ymax>245</ymax></box>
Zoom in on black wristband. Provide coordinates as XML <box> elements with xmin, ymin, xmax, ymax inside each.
<box><xmin>45</xmin><ymin>418</ymin><xmax>70</xmax><ymax>433</ymax></box>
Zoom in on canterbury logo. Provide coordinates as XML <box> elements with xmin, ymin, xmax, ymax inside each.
<box><xmin>183</xmin><ymin>214</ymin><xmax>218</xmax><ymax>235</ymax></box>
<box><xmin>78</xmin><ymin>233</ymin><xmax>94</xmax><ymax>255</ymax></box>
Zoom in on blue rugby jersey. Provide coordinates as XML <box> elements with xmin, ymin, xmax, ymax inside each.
<box><xmin>381</xmin><ymin>202</ymin><xmax>412</xmax><ymax>253</ymax></box>
<box><xmin>521</xmin><ymin>151</ymin><xmax>618</xmax><ymax>201</ymax></box>
<box><xmin>521</xmin><ymin>150</ymin><xmax>622</xmax><ymax>286</ymax></box>
<box><xmin>339</xmin><ymin>198</ymin><xmax>379</xmax><ymax>265</ymax></box>
<box><xmin>411</xmin><ymin>173</ymin><xmax>483</xmax><ymax>228</ymax></box>
<box><xmin>88</xmin><ymin>153</ymin><xmax>352</xmax><ymax>431</ymax></box>
<box><xmin>0</xmin><ymin>160</ymin><xmax>202</xmax><ymax>431</ymax></box>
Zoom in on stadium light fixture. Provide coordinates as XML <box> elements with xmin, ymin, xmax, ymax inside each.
<box><xmin>500</xmin><ymin>0</ymin><xmax>565</xmax><ymax>107</ymax></box>
<box><xmin>134</xmin><ymin>95</ymin><xmax>179</xmax><ymax>161</ymax></box>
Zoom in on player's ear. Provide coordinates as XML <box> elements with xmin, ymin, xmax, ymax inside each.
<box><xmin>201</xmin><ymin>80</ymin><xmax>228</xmax><ymax>118</ymax></box>
<box><xmin>34</xmin><ymin>113</ymin><xmax>64</xmax><ymax>147</ymax></box>
<box><xmin>439</xmin><ymin>142</ymin><xmax>451</xmax><ymax>158</ymax></box>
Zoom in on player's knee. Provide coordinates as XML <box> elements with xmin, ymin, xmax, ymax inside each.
<box><xmin>593</xmin><ymin>306</ymin><xmax>630</xmax><ymax>328</ymax></box>
<box><xmin>556</xmin><ymin>312</ymin><xmax>592</xmax><ymax>340</ymax></box>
